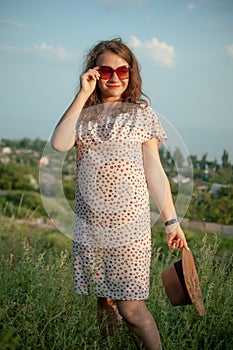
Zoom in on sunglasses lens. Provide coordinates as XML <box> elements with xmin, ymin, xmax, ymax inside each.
<box><xmin>116</xmin><ymin>66</ymin><xmax>129</xmax><ymax>79</ymax></box>
<box><xmin>98</xmin><ymin>66</ymin><xmax>130</xmax><ymax>79</ymax></box>
<box><xmin>98</xmin><ymin>67</ymin><xmax>113</xmax><ymax>79</ymax></box>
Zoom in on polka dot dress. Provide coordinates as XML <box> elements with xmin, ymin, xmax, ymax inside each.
<box><xmin>73</xmin><ymin>103</ymin><xmax>167</xmax><ymax>300</ymax></box>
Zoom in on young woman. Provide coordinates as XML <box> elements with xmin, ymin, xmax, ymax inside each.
<box><xmin>51</xmin><ymin>38</ymin><xmax>189</xmax><ymax>350</ymax></box>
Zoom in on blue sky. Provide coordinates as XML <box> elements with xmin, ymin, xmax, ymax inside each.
<box><xmin>0</xmin><ymin>0</ymin><xmax>233</xmax><ymax>161</ymax></box>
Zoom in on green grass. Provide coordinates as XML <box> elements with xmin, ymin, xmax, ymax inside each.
<box><xmin>0</xmin><ymin>217</ymin><xmax>232</xmax><ymax>349</ymax></box>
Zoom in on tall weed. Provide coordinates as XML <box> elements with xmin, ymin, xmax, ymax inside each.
<box><xmin>0</xmin><ymin>218</ymin><xmax>232</xmax><ymax>349</ymax></box>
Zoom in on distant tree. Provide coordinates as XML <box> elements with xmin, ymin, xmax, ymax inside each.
<box><xmin>221</xmin><ymin>149</ymin><xmax>230</xmax><ymax>168</ymax></box>
<box><xmin>0</xmin><ymin>163</ymin><xmax>36</xmax><ymax>191</ymax></box>
<box><xmin>173</xmin><ymin>147</ymin><xmax>184</xmax><ymax>168</ymax></box>
<box><xmin>164</xmin><ymin>149</ymin><xmax>175</xmax><ymax>169</ymax></box>
<box><xmin>187</xmin><ymin>155</ymin><xmax>196</xmax><ymax>169</ymax></box>
<box><xmin>159</xmin><ymin>148</ymin><xmax>174</xmax><ymax>169</ymax></box>
<box><xmin>207</xmin><ymin>158</ymin><xmax>219</xmax><ymax>171</ymax></box>
<box><xmin>0</xmin><ymin>138</ymin><xmax>16</xmax><ymax>148</ymax></box>
<box><xmin>209</xmin><ymin>167</ymin><xmax>232</xmax><ymax>185</ymax></box>
<box><xmin>19</xmin><ymin>138</ymin><xmax>32</xmax><ymax>149</ymax></box>
<box><xmin>31</xmin><ymin>138</ymin><xmax>47</xmax><ymax>152</ymax></box>
<box><xmin>159</xmin><ymin>146</ymin><xmax>166</xmax><ymax>164</ymax></box>
<box><xmin>211</xmin><ymin>186</ymin><xmax>233</xmax><ymax>225</ymax></box>
<box><xmin>199</xmin><ymin>153</ymin><xmax>208</xmax><ymax>170</ymax></box>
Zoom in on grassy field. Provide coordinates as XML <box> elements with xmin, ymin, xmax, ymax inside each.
<box><xmin>0</xmin><ymin>216</ymin><xmax>232</xmax><ymax>350</ymax></box>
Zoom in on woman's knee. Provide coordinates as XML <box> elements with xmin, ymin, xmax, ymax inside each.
<box><xmin>116</xmin><ymin>300</ymin><xmax>146</xmax><ymax>326</ymax></box>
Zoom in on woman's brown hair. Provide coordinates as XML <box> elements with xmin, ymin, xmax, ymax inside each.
<box><xmin>81</xmin><ymin>38</ymin><xmax>150</xmax><ymax>107</ymax></box>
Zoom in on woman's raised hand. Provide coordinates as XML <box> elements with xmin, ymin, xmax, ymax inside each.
<box><xmin>80</xmin><ymin>67</ymin><xmax>100</xmax><ymax>95</ymax></box>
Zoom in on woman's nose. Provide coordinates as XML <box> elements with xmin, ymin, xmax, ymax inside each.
<box><xmin>109</xmin><ymin>72</ymin><xmax>119</xmax><ymax>82</ymax></box>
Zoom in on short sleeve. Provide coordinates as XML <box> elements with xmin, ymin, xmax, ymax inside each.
<box><xmin>139</xmin><ymin>106</ymin><xmax>167</xmax><ymax>144</ymax></box>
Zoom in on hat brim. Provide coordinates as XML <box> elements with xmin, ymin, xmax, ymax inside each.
<box><xmin>182</xmin><ymin>249</ymin><xmax>204</xmax><ymax>317</ymax></box>
<box><xmin>162</xmin><ymin>260</ymin><xmax>191</xmax><ymax>306</ymax></box>
<box><xmin>162</xmin><ymin>249</ymin><xmax>204</xmax><ymax>317</ymax></box>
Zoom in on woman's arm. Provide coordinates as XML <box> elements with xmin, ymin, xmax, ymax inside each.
<box><xmin>143</xmin><ymin>137</ymin><xmax>189</xmax><ymax>250</ymax></box>
<box><xmin>50</xmin><ymin>68</ymin><xmax>100</xmax><ymax>152</ymax></box>
<box><xmin>50</xmin><ymin>91</ymin><xmax>90</xmax><ymax>152</ymax></box>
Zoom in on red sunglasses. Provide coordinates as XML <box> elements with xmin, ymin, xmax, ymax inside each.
<box><xmin>98</xmin><ymin>65</ymin><xmax>130</xmax><ymax>80</ymax></box>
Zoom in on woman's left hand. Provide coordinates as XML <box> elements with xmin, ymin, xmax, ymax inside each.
<box><xmin>166</xmin><ymin>224</ymin><xmax>189</xmax><ymax>251</ymax></box>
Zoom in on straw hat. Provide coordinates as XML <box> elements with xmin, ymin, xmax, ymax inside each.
<box><xmin>161</xmin><ymin>249</ymin><xmax>204</xmax><ymax>317</ymax></box>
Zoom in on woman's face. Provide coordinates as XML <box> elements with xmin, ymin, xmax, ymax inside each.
<box><xmin>96</xmin><ymin>51</ymin><xmax>129</xmax><ymax>103</ymax></box>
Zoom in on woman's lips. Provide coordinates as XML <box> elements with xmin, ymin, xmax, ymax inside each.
<box><xmin>107</xmin><ymin>85</ymin><xmax>121</xmax><ymax>88</ymax></box>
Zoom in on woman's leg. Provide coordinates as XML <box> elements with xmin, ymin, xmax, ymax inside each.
<box><xmin>97</xmin><ymin>297</ymin><xmax>122</xmax><ymax>338</ymax></box>
<box><xmin>116</xmin><ymin>299</ymin><xmax>162</xmax><ymax>350</ymax></box>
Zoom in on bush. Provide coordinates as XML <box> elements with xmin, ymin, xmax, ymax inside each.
<box><xmin>0</xmin><ymin>163</ymin><xmax>36</xmax><ymax>191</ymax></box>
<box><xmin>0</xmin><ymin>191</ymin><xmax>46</xmax><ymax>218</ymax></box>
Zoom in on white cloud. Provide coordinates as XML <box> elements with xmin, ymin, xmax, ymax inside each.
<box><xmin>0</xmin><ymin>18</ymin><xmax>27</xmax><ymax>28</ymax></box>
<box><xmin>34</xmin><ymin>42</ymin><xmax>77</xmax><ymax>62</ymax></box>
<box><xmin>129</xmin><ymin>35</ymin><xmax>141</xmax><ymax>49</ymax></box>
<box><xmin>227</xmin><ymin>44</ymin><xmax>233</xmax><ymax>58</ymax></box>
<box><xmin>129</xmin><ymin>35</ymin><xmax>176</xmax><ymax>68</ymax></box>
<box><xmin>0</xmin><ymin>45</ymin><xmax>30</xmax><ymax>54</ymax></box>
<box><xmin>187</xmin><ymin>3</ymin><xmax>196</xmax><ymax>11</ymax></box>
<box><xmin>0</xmin><ymin>42</ymin><xmax>79</xmax><ymax>63</ymax></box>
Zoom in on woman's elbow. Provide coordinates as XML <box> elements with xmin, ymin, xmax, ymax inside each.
<box><xmin>50</xmin><ymin>138</ymin><xmax>74</xmax><ymax>152</ymax></box>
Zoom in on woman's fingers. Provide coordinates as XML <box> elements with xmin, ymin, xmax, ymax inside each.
<box><xmin>86</xmin><ymin>67</ymin><xmax>100</xmax><ymax>81</ymax></box>
<box><xmin>80</xmin><ymin>68</ymin><xmax>100</xmax><ymax>93</ymax></box>
<box><xmin>167</xmin><ymin>230</ymin><xmax>190</xmax><ymax>251</ymax></box>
